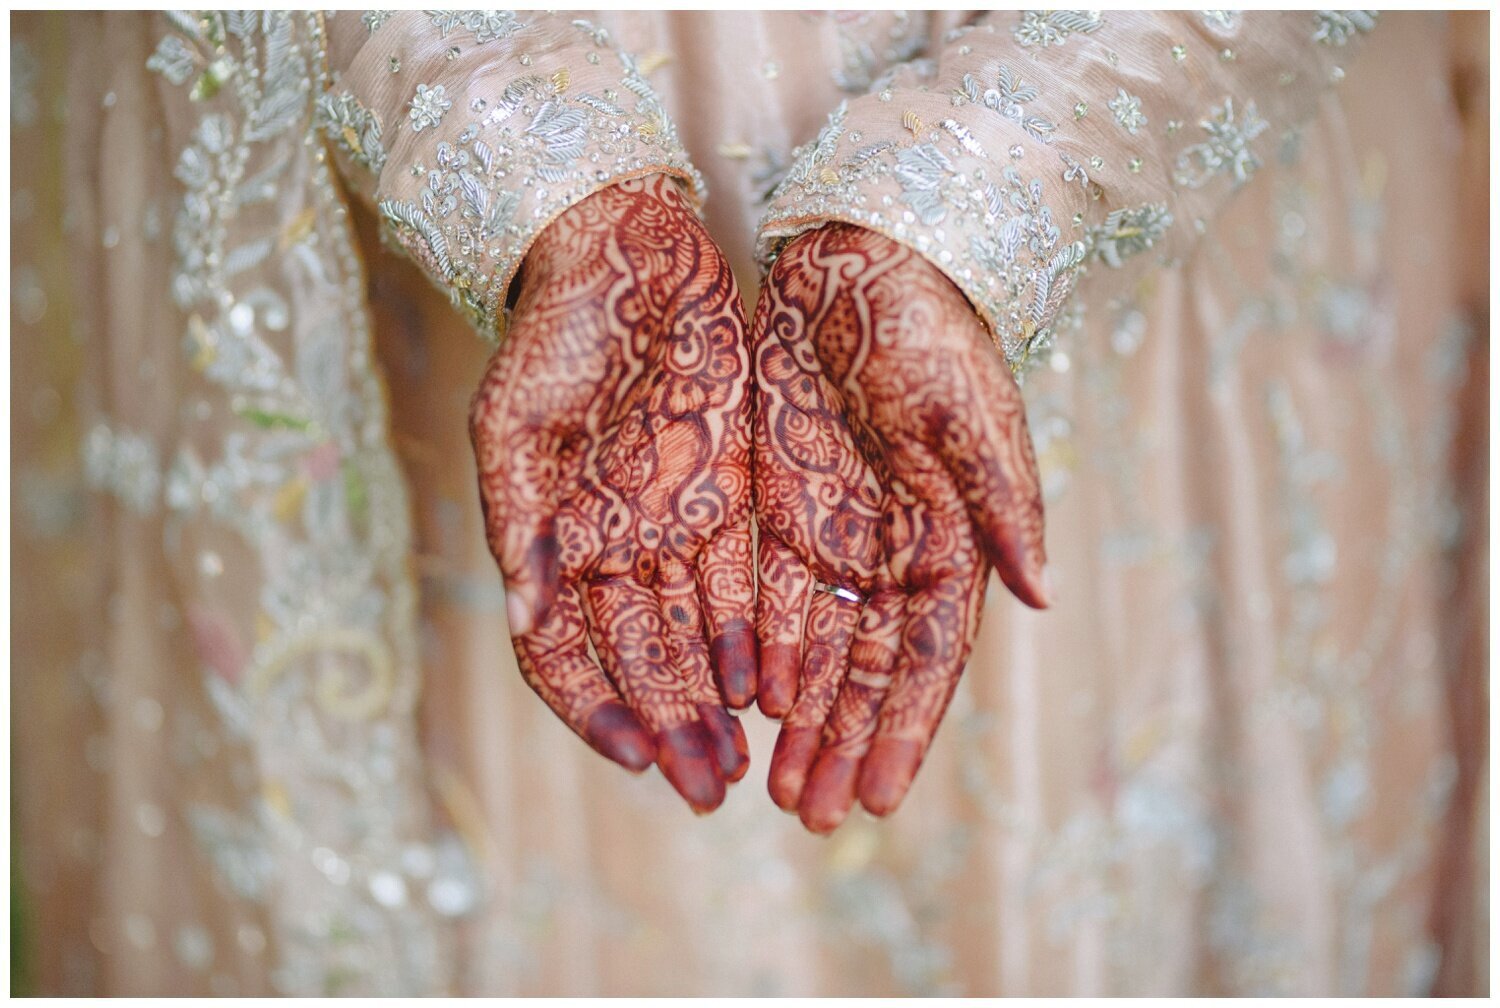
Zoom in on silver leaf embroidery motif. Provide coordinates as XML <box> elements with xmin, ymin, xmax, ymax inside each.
<box><xmin>314</xmin><ymin>91</ymin><xmax>387</xmax><ymax>175</ymax></box>
<box><xmin>1013</xmin><ymin>10</ymin><xmax>1104</xmax><ymax>48</ymax></box>
<box><xmin>1088</xmin><ymin>203</ymin><xmax>1174</xmax><ymax>267</ymax></box>
<box><xmin>978</xmin><ymin>66</ymin><xmax>1057</xmax><ymax>144</ymax></box>
<box><xmin>893</xmin><ymin>143</ymin><xmax>953</xmax><ymax>225</ymax></box>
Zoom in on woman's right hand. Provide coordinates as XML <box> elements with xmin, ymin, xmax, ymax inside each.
<box><xmin>470</xmin><ymin>174</ymin><xmax>756</xmax><ymax>815</ymax></box>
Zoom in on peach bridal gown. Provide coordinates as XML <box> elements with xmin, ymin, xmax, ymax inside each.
<box><xmin>10</xmin><ymin>9</ymin><xmax>1487</xmax><ymax>995</ymax></box>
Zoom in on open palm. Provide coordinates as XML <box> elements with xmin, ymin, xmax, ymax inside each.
<box><xmin>753</xmin><ymin>223</ymin><xmax>1050</xmax><ymax>833</ymax></box>
<box><xmin>470</xmin><ymin>175</ymin><xmax>756</xmax><ymax>814</ymax></box>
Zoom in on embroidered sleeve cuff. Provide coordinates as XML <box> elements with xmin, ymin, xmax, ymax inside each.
<box><xmin>757</xmin><ymin>12</ymin><xmax>1375</xmax><ymax>376</ymax></box>
<box><xmin>318</xmin><ymin>13</ymin><xmax>705</xmax><ymax>340</ymax></box>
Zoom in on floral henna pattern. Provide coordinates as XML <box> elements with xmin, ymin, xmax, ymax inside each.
<box><xmin>752</xmin><ymin>222</ymin><xmax>1050</xmax><ymax>833</ymax></box>
<box><xmin>469</xmin><ymin>175</ymin><xmax>755</xmax><ymax>813</ymax></box>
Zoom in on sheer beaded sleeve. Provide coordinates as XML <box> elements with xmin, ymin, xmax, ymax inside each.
<box><xmin>319</xmin><ymin>11</ymin><xmax>706</xmax><ymax>338</ymax></box>
<box><xmin>757</xmin><ymin>11</ymin><xmax>1378</xmax><ymax>373</ymax></box>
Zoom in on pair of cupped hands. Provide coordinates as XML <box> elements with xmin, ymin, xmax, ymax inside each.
<box><xmin>470</xmin><ymin>174</ymin><xmax>1049</xmax><ymax>834</ymax></box>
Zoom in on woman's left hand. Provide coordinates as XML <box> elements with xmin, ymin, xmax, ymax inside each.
<box><xmin>752</xmin><ymin>222</ymin><xmax>1050</xmax><ymax>833</ymax></box>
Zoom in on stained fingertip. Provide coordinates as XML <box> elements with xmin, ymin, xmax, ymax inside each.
<box><xmin>698</xmin><ymin>704</ymin><xmax>751</xmax><ymax>783</ymax></box>
<box><xmin>757</xmin><ymin>643</ymin><xmax>800</xmax><ymax>719</ymax></box>
<box><xmin>995</xmin><ymin>559</ymin><xmax>1050</xmax><ymax>611</ymax></box>
<box><xmin>798</xmin><ymin>752</ymin><xmax>860</xmax><ymax>835</ymax></box>
<box><xmin>656</xmin><ymin>721</ymin><xmax>727</xmax><ymax>815</ymax></box>
<box><xmin>767</xmin><ymin>724</ymin><xmax>820</xmax><ymax>812</ymax></box>
<box><xmin>857</xmin><ymin>737</ymin><xmax>924</xmax><ymax>817</ymax></box>
<box><xmin>582</xmin><ymin>701</ymin><xmax>657</xmax><ymax>773</ymax></box>
<box><xmin>710</xmin><ymin>621</ymin><xmax>759</xmax><ymax>710</ymax></box>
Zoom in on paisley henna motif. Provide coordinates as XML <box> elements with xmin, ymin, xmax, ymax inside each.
<box><xmin>752</xmin><ymin>223</ymin><xmax>1050</xmax><ymax>833</ymax></box>
<box><xmin>470</xmin><ymin>175</ymin><xmax>755</xmax><ymax>813</ymax></box>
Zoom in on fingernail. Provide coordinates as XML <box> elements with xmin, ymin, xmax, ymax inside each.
<box><xmin>656</xmin><ymin>722</ymin><xmax>726</xmax><ymax>815</ymax></box>
<box><xmin>506</xmin><ymin>592</ymin><xmax>533</xmax><ymax>636</ymax></box>
<box><xmin>710</xmin><ymin>622</ymin><xmax>759</xmax><ymax>710</ymax></box>
<box><xmin>767</xmin><ymin>725</ymin><xmax>819</xmax><ymax>812</ymax></box>
<box><xmin>583</xmin><ymin>702</ymin><xmax>656</xmax><ymax>773</ymax></box>
<box><xmin>757</xmin><ymin>643</ymin><xmax>800</xmax><ymax>719</ymax></box>
<box><xmin>857</xmin><ymin>738</ymin><xmax>922</xmax><ymax>817</ymax></box>
<box><xmin>697</xmin><ymin>704</ymin><xmax>750</xmax><ymax>783</ymax></box>
<box><xmin>798</xmin><ymin>753</ymin><xmax>859</xmax><ymax>835</ymax></box>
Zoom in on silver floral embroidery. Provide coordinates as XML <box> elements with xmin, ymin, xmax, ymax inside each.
<box><xmin>1312</xmin><ymin>10</ymin><xmax>1378</xmax><ymax>46</ymax></box>
<box><xmin>1108</xmin><ymin>88</ymin><xmax>1147</xmax><ymax>135</ymax></box>
<box><xmin>1200</xmin><ymin>10</ymin><xmax>1242</xmax><ymax>32</ymax></box>
<box><xmin>378</xmin><ymin>56</ymin><xmax>702</xmax><ymax>335</ymax></box>
<box><xmin>1174</xmin><ymin>97</ymin><xmax>1268</xmax><ymax>189</ymax></box>
<box><xmin>1013</xmin><ymin>10</ymin><xmax>1103</xmax><ymax>48</ymax></box>
<box><xmin>360</xmin><ymin>11</ymin><xmax>392</xmax><ymax>34</ymax></box>
<box><xmin>1087</xmin><ymin>203</ymin><xmax>1174</xmax><ymax>267</ymax></box>
<box><xmin>84</xmin><ymin>423</ymin><xmax>162</xmax><ymax>514</ymax></box>
<box><xmin>966</xmin><ymin>66</ymin><xmax>1057</xmax><ymax>144</ymax></box>
<box><xmin>408</xmin><ymin>83</ymin><xmax>452</xmax><ymax>132</ymax></box>
<box><xmin>964</xmin><ymin>167</ymin><xmax>1087</xmax><ymax>366</ymax></box>
<box><xmin>146</xmin><ymin>12</ymin><xmax>464</xmax><ymax>993</ymax></box>
<box><xmin>761</xmin><ymin>112</ymin><xmax>1088</xmax><ymax>372</ymax></box>
<box><xmin>428</xmin><ymin>10</ymin><xmax>524</xmax><ymax>43</ymax></box>
<box><xmin>314</xmin><ymin>91</ymin><xmax>386</xmax><ymax>175</ymax></box>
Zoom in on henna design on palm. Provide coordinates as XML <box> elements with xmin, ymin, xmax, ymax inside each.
<box><xmin>752</xmin><ymin>223</ymin><xmax>1050</xmax><ymax>833</ymax></box>
<box><xmin>470</xmin><ymin>175</ymin><xmax>756</xmax><ymax>814</ymax></box>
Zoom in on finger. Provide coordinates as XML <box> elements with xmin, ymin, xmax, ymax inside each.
<box><xmin>697</xmin><ymin>523</ymin><xmax>759</xmax><ymax>710</ymax></box>
<box><xmin>796</xmin><ymin>584</ymin><xmax>906</xmax><ymax>834</ymax></box>
<box><xmin>767</xmin><ymin>590</ymin><xmax>860</xmax><ymax>813</ymax></box>
<box><xmin>512</xmin><ymin>583</ymin><xmax>656</xmax><ymax>773</ymax></box>
<box><xmin>585</xmin><ymin>575</ymin><xmax>726</xmax><ymax>814</ymax></box>
<box><xmin>470</xmin><ymin>368</ymin><xmax>565</xmax><ymax>637</ymax></box>
<box><xmin>754</xmin><ymin>530</ymin><xmax>813</xmax><ymax>718</ymax></box>
<box><xmin>929</xmin><ymin>371</ymin><xmax>1049</xmax><ymax>610</ymax></box>
<box><xmin>658</xmin><ymin>558</ymin><xmax>749</xmax><ymax>783</ymax></box>
<box><xmin>858</xmin><ymin>568</ymin><xmax>987</xmax><ymax>818</ymax></box>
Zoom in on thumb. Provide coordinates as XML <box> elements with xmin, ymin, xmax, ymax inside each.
<box><xmin>471</xmin><ymin>374</ymin><xmax>566</xmax><ymax>636</ymax></box>
<box><xmin>930</xmin><ymin>368</ymin><xmax>1050</xmax><ymax>610</ymax></box>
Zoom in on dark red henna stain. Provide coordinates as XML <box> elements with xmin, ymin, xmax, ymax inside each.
<box><xmin>582</xmin><ymin>700</ymin><xmax>657</xmax><ymax>773</ymax></box>
<box><xmin>709</xmin><ymin>619</ymin><xmax>759</xmax><ymax>710</ymax></box>
<box><xmin>656</xmin><ymin>721</ymin><xmax>727</xmax><ymax>815</ymax></box>
<box><xmin>756</xmin><ymin>642</ymin><xmax>801</xmax><ymax>719</ymax></box>
<box><xmin>698</xmin><ymin>703</ymin><xmax>750</xmax><ymax>783</ymax></box>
